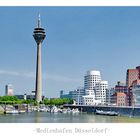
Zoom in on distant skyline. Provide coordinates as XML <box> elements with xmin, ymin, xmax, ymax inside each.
<box><xmin>0</xmin><ymin>7</ymin><xmax>140</xmax><ymax>97</ymax></box>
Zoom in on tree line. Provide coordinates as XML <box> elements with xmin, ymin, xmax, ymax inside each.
<box><xmin>0</xmin><ymin>96</ymin><xmax>73</xmax><ymax>106</ymax></box>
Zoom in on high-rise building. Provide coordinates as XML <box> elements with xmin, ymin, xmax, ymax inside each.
<box><xmin>33</xmin><ymin>14</ymin><xmax>46</xmax><ymax>103</ymax></box>
<box><xmin>95</xmin><ymin>81</ymin><xmax>108</xmax><ymax>104</ymax></box>
<box><xmin>126</xmin><ymin>66</ymin><xmax>140</xmax><ymax>106</ymax></box>
<box><xmin>5</xmin><ymin>84</ymin><xmax>13</xmax><ymax>96</ymax></box>
<box><xmin>132</xmin><ymin>81</ymin><xmax>140</xmax><ymax>107</ymax></box>
<box><xmin>84</xmin><ymin>70</ymin><xmax>108</xmax><ymax>105</ymax></box>
<box><xmin>84</xmin><ymin>70</ymin><xmax>101</xmax><ymax>90</ymax></box>
<box><xmin>126</xmin><ymin>66</ymin><xmax>140</xmax><ymax>88</ymax></box>
<box><xmin>60</xmin><ymin>70</ymin><xmax>108</xmax><ymax>105</ymax></box>
<box><xmin>76</xmin><ymin>87</ymin><xmax>85</xmax><ymax>105</ymax></box>
<box><xmin>106</xmin><ymin>88</ymin><xmax>115</xmax><ymax>105</ymax></box>
<box><xmin>126</xmin><ymin>69</ymin><xmax>138</xmax><ymax>88</ymax></box>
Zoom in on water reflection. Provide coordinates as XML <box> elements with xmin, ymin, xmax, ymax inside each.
<box><xmin>0</xmin><ymin>112</ymin><xmax>140</xmax><ymax>123</ymax></box>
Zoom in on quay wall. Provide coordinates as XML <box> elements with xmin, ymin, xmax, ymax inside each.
<box><xmin>0</xmin><ymin>105</ymin><xmax>4</xmax><ymax>114</ymax></box>
<box><xmin>63</xmin><ymin>105</ymin><xmax>140</xmax><ymax>117</ymax></box>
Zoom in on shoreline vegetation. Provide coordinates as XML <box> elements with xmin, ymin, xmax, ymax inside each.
<box><xmin>0</xmin><ymin>96</ymin><xmax>73</xmax><ymax>114</ymax></box>
<box><xmin>0</xmin><ymin>96</ymin><xmax>73</xmax><ymax>105</ymax></box>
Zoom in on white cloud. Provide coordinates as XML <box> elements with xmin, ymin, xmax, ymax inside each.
<box><xmin>22</xmin><ymin>72</ymin><xmax>36</xmax><ymax>78</ymax></box>
<box><xmin>44</xmin><ymin>73</ymin><xmax>80</xmax><ymax>82</ymax></box>
<box><xmin>0</xmin><ymin>70</ymin><xmax>19</xmax><ymax>76</ymax></box>
<box><xmin>0</xmin><ymin>69</ymin><xmax>80</xmax><ymax>83</ymax></box>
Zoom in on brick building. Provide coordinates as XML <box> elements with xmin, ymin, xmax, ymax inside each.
<box><xmin>111</xmin><ymin>92</ymin><xmax>127</xmax><ymax>106</ymax></box>
<box><xmin>126</xmin><ymin>66</ymin><xmax>140</xmax><ymax>106</ymax></box>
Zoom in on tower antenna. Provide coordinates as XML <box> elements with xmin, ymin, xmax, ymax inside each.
<box><xmin>38</xmin><ymin>13</ymin><xmax>41</xmax><ymax>28</ymax></box>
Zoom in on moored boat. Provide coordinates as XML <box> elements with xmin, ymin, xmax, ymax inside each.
<box><xmin>5</xmin><ymin>110</ymin><xmax>19</xmax><ymax>114</ymax></box>
<box><xmin>95</xmin><ymin>109</ymin><xmax>119</xmax><ymax>116</ymax></box>
<box><xmin>72</xmin><ymin>108</ymin><xmax>80</xmax><ymax>114</ymax></box>
<box><xmin>19</xmin><ymin>110</ymin><xmax>26</xmax><ymax>113</ymax></box>
<box><xmin>50</xmin><ymin>106</ymin><xmax>59</xmax><ymax>113</ymax></box>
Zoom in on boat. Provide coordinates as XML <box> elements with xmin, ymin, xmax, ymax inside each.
<box><xmin>27</xmin><ymin>109</ymin><xmax>32</xmax><ymax>113</ymax></box>
<box><xmin>38</xmin><ymin>107</ymin><xmax>48</xmax><ymax>112</ymax></box>
<box><xmin>50</xmin><ymin>106</ymin><xmax>59</xmax><ymax>113</ymax></box>
<box><xmin>67</xmin><ymin>108</ymin><xmax>72</xmax><ymax>113</ymax></box>
<box><xmin>5</xmin><ymin>110</ymin><xmax>19</xmax><ymax>114</ymax></box>
<box><xmin>19</xmin><ymin>110</ymin><xmax>26</xmax><ymax>113</ymax></box>
<box><xmin>95</xmin><ymin>109</ymin><xmax>119</xmax><ymax>116</ymax></box>
<box><xmin>61</xmin><ymin>108</ymin><xmax>67</xmax><ymax>113</ymax></box>
<box><xmin>61</xmin><ymin>108</ymin><xmax>79</xmax><ymax>114</ymax></box>
<box><xmin>72</xmin><ymin>108</ymin><xmax>80</xmax><ymax>114</ymax></box>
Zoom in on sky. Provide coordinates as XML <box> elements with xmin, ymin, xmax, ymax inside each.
<box><xmin>0</xmin><ymin>7</ymin><xmax>140</xmax><ymax>97</ymax></box>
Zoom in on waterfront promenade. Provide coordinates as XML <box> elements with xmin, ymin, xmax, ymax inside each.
<box><xmin>63</xmin><ymin>104</ymin><xmax>140</xmax><ymax>117</ymax></box>
<box><xmin>1</xmin><ymin>104</ymin><xmax>140</xmax><ymax>117</ymax></box>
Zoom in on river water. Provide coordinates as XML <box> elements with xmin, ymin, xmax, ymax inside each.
<box><xmin>0</xmin><ymin>112</ymin><xmax>140</xmax><ymax>123</ymax></box>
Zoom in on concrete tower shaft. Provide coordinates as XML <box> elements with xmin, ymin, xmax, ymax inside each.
<box><xmin>33</xmin><ymin>14</ymin><xmax>46</xmax><ymax>103</ymax></box>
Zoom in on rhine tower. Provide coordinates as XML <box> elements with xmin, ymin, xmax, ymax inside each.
<box><xmin>33</xmin><ymin>14</ymin><xmax>46</xmax><ymax>103</ymax></box>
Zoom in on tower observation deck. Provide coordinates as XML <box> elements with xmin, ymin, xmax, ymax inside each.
<box><xmin>33</xmin><ymin>14</ymin><xmax>46</xmax><ymax>103</ymax></box>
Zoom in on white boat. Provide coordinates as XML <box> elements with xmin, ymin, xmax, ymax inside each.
<box><xmin>62</xmin><ymin>109</ymin><xmax>67</xmax><ymax>113</ymax></box>
<box><xmin>19</xmin><ymin>110</ymin><xmax>26</xmax><ymax>113</ymax></box>
<box><xmin>95</xmin><ymin>109</ymin><xmax>119</xmax><ymax>116</ymax></box>
<box><xmin>27</xmin><ymin>109</ymin><xmax>32</xmax><ymax>113</ymax></box>
<box><xmin>67</xmin><ymin>108</ymin><xmax>72</xmax><ymax>113</ymax></box>
<box><xmin>72</xmin><ymin>108</ymin><xmax>79</xmax><ymax>114</ymax></box>
<box><xmin>51</xmin><ymin>106</ymin><xmax>59</xmax><ymax>113</ymax></box>
<box><xmin>38</xmin><ymin>107</ymin><xmax>48</xmax><ymax>112</ymax></box>
<box><xmin>5</xmin><ymin>110</ymin><xmax>19</xmax><ymax>114</ymax></box>
<box><xmin>61</xmin><ymin>108</ymin><xmax>79</xmax><ymax>114</ymax></box>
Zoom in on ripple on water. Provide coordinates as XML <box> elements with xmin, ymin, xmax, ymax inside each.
<box><xmin>0</xmin><ymin>112</ymin><xmax>140</xmax><ymax>123</ymax></box>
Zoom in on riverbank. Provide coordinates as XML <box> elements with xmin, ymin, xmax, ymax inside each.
<box><xmin>64</xmin><ymin>104</ymin><xmax>140</xmax><ymax>117</ymax></box>
<box><xmin>1</xmin><ymin>104</ymin><xmax>140</xmax><ymax>119</ymax></box>
<box><xmin>0</xmin><ymin>105</ymin><xmax>4</xmax><ymax>114</ymax></box>
<box><xmin>0</xmin><ymin>104</ymin><xmax>80</xmax><ymax>115</ymax></box>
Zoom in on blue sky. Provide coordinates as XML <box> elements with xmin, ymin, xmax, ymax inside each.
<box><xmin>0</xmin><ymin>7</ymin><xmax>140</xmax><ymax>97</ymax></box>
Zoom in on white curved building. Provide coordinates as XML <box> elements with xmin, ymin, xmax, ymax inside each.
<box><xmin>83</xmin><ymin>70</ymin><xmax>108</xmax><ymax>105</ymax></box>
<box><xmin>84</xmin><ymin>70</ymin><xmax>101</xmax><ymax>90</ymax></box>
<box><xmin>95</xmin><ymin>81</ymin><xmax>108</xmax><ymax>104</ymax></box>
<box><xmin>60</xmin><ymin>70</ymin><xmax>108</xmax><ymax>105</ymax></box>
<box><xmin>82</xmin><ymin>94</ymin><xmax>101</xmax><ymax>106</ymax></box>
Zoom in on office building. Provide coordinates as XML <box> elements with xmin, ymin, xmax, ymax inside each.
<box><xmin>84</xmin><ymin>70</ymin><xmax>108</xmax><ymax>105</ymax></box>
<box><xmin>60</xmin><ymin>87</ymin><xmax>85</xmax><ymax>105</ymax></box>
<box><xmin>131</xmin><ymin>79</ymin><xmax>140</xmax><ymax>107</ymax></box>
<box><xmin>111</xmin><ymin>92</ymin><xmax>127</xmax><ymax>106</ymax></box>
<box><xmin>82</xmin><ymin>90</ymin><xmax>101</xmax><ymax>105</ymax></box>
<box><xmin>95</xmin><ymin>81</ymin><xmax>108</xmax><ymax>104</ymax></box>
<box><xmin>126</xmin><ymin>66</ymin><xmax>140</xmax><ymax>106</ymax></box>
<box><xmin>115</xmin><ymin>81</ymin><xmax>128</xmax><ymax>93</ymax></box>
<box><xmin>60</xmin><ymin>70</ymin><xmax>108</xmax><ymax>105</ymax></box>
<box><xmin>132</xmin><ymin>84</ymin><xmax>140</xmax><ymax>107</ymax></box>
<box><xmin>106</xmin><ymin>88</ymin><xmax>115</xmax><ymax>105</ymax></box>
<box><xmin>84</xmin><ymin>70</ymin><xmax>101</xmax><ymax>90</ymax></box>
<box><xmin>60</xmin><ymin>90</ymin><xmax>77</xmax><ymax>100</ymax></box>
<box><xmin>5</xmin><ymin>84</ymin><xmax>14</xmax><ymax>96</ymax></box>
<box><xmin>15</xmin><ymin>94</ymin><xmax>36</xmax><ymax>100</ymax></box>
<box><xmin>126</xmin><ymin>69</ymin><xmax>138</xmax><ymax>88</ymax></box>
